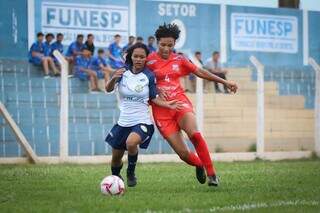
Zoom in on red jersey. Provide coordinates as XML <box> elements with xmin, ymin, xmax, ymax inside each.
<box><xmin>146</xmin><ymin>52</ymin><xmax>197</xmax><ymax>100</ymax></box>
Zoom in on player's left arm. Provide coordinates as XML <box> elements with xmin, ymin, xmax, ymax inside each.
<box><xmin>194</xmin><ymin>68</ymin><xmax>238</xmax><ymax>93</ymax></box>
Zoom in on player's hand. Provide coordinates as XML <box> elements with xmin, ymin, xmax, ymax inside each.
<box><xmin>226</xmin><ymin>80</ymin><xmax>238</xmax><ymax>93</ymax></box>
<box><xmin>158</xmin><ymin>88</ymin><xmax>169</xmax><ymax>100</ymax></box>
<box><xmin>111</xmin><ymin>68</ymin><xmax>125</xmax><ymax>80</ymax></box>
<box><xmin>167</xmin><ymin>100</ymin><xmax>184</xmax><ymax>110</ymax></box>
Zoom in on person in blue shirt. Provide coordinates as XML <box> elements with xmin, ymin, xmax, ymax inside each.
<box><xmin>147</xmin><ymin>36</ymin><xmax>156</xmax><ymax>53</ymax></box>
<box><xmin>90</xmin><ymin>48</ymin><xmax>113</xmax><ymax>83</ymax></box>
<box><xmin>51</xmin><ymin>33</ymin><xmax>64</xmax><ymax>64</ymax></box>
<box><xmin>66</xmin><ymin>34</ymin><xmax>84</xmax><ymax>59</ymax></box>
<box><xmin>74</xmin><ymin>47</ymin><xmax>101</xmax><ymax>92</ymax></box>
<box><xmin>108</xmin><ymin>34</ymin><xmax>124</xmax><ymax>69</ymax></box>
<box><xmin>105</xmin><ymin>43</ymin><xmax>182</xmax><ymax>187</ymax></box>
<box><xmin>28</xmin><ymin>32</ymin><xmax>59</xmax><ymax>78</ymax></box>
<box><xmin>122</xmin><ymin>35</ymin><xmax>135</xmax><ymax>54</ymax></box>
<box><xmin>43</xmin><ymin>33</ymin><xmax>54</xmax><ymax>57</ymax></box>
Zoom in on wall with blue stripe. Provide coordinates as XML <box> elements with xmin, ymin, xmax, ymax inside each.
<box><xmin>0</xmin><ymin>0</ymin><xmax>28</xmax><ymax>59</ymax></box>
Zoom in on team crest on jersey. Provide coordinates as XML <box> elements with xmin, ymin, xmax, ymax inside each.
<box><xmin>140</xmin><ymin>125</ymin><xmax>148</xmax><ymax>133</ymax></box>
<box><xmin>172</xmin><ymin>64</ymin><xmax>179</xmax><ymax>71</ymax></box>
<box><xmin>147</xmin><ymin>60</ymin><xmax>157</xmax><ymax>65</ymax></box>
<box><xmin>134</xmin><ymin>84</ymin><xmax>144</xmax><ymax>93</ymax></box>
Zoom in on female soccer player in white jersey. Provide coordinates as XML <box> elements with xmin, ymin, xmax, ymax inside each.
<box><xmin>105</xmin><ymin>43</ymin><xmax>182</xmax><ymax>187</ymax></box>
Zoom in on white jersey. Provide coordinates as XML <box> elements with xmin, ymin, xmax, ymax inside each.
<box><xmin>116</xmin><ymin>68</ymin><xmax>158</xmax><ymax>127</ymax></box>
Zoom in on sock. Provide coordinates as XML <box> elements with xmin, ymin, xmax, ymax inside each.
<box><xmin>186</xmin><ymin>152</ymin><xmax>203</xmax><ymax>167</ymax></box>
<box><xmin>127</xmin><ymin>152</ymin><xmax>138</xmax><ymax>175</ymax></box>
<box><xmin>111</xmin><ymin>163</ymin><xmax>123</xmax><ymax>176</ymax></box>
<box><xmin>190</xmin><ymin>132</ymin><xmax>216</xmax><ymax>176</ymax></box>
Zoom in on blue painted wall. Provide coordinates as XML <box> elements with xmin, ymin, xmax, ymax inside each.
<box><xmin>309</xmin><ymin>11</ymin><xmax>320</xmax><ymax>64</ymax></box>
<box><xmin>0</xmin><ymin>0</ymin><xmax>28</xmax><ymax>59</ymax></box>
<box><xmin>136</xmin><ymin>0</ymin><xmax>220</xmax><ymax>60</ymax></box>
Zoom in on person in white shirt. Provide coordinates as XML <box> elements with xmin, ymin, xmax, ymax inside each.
<box><xmin>204</xmin><ymin>51</ymin><xmax>229</xmax><ymax>93</ymax></box>
<box><xmin>105</xmin><ymin>43</ymin><xmax>182</xmax><ymax>187</ymax></box>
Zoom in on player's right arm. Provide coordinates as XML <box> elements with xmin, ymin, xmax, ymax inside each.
<box><xmin>106</xmin><ymin>68</ymin><xmax>125</xmax><ymax>92</ymax></box>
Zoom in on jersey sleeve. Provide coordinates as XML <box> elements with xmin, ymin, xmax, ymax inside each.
<box><xmin>181</xmin><ymin>57</ymin><xmax>198</xmax><ymax>76</ymax></box>
<box><xmin>147</xmin><ymin>71</ymin><xmax>157</xmax><ymax>100</ymax></box>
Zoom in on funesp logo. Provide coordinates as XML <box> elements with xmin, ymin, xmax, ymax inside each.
<box><xmin>42</xmin><ymin>2</ymin><xmax>128</xmax><ymax>30</ymax></box>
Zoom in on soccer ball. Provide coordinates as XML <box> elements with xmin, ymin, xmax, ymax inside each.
<box><xmin>100</xmin><ymin>175</ymin><xmax>125</xmax><ymax>196</ymax></box>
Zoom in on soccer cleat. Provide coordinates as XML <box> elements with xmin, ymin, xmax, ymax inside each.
<box><xmin>196</xmin><ymin>166</ymin><xmax>206</xmax><ymax>184</ymax></box>
<box><xmin>127</xmin><ymin>171</ymin><xmax>137</xmax><ymax>187</ymax></box>
<box><xmin>207</xmin><ymin>175</ymin><xmax>219</xmax><ymax>187</ymax></box>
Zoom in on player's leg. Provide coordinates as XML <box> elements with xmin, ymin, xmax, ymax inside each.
<box><xmin>111</xmin><ymin>148</ymin><xmax>125</xmax><ymax>179</ymax></box>
<box><xmin>178</xmin><ymin>112</ymin><xmax>219</xmax><ymax>186</ymax></box>
<box><xmin>125</xmin><ymin>132</ymin><xmax>141</xmax><ymax>187</ymax></box>
<box><xmin>165</xmin><ymin>131</ymin><xmax>206</xmax><ymax>184</ymax></box>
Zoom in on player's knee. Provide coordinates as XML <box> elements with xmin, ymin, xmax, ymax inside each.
<box><xmin>126</xmin><ymin>142</ymin><xmax>137</xmax><ymax>152</ymax></box>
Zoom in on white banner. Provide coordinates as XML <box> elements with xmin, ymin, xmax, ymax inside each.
<box><xmin>231</xmin><ymin>13</ymin><xmax>298</xmax><ymax>53</ymax></box>
<box><xmin>41</xmin><ymin>2</ymin><xmax>129</xmax><ymax>46</ymax></box>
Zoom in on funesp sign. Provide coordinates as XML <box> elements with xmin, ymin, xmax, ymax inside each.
<box><xmin>231</xmin><ymin>13</ymin><xmax>298</xmax><ymax>53</ymax></box>
<box><xmin>41</xmin><ymin>2</ymin><xmax>129</xmax><ymax>46</ymax></box>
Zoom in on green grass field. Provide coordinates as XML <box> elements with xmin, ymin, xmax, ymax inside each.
<box><xmin>0</xmin><ymin>159</ymin><xmax>320</xmax><ymax>212</ymax></box>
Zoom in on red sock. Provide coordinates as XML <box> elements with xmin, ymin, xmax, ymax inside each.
<box><xmin>190</xmin><ymin>132</ymin><xmax>216</xmax><ymax>176</ymax></box>
<box><xmin>186</xmin><ymin>152</ymin><xmax>203</xmax><ymax>167</ymax></box>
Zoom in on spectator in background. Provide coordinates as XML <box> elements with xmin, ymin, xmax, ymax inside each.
<box><xmin>122</xmin><ymin>35</ymin><xmax>135</xmax><ymax>53</ymax></box>
<box><xmin>147</xmin><ymin>36</ymin><xmax>156</xmax><ymax>53</ymax></box>
<box><xmin>84</xmin><ymin>34</ymin><xmax>95</xmax><ymax>55</ymax></box>
<box><xmin>43</xmin><ymin>33</ymin><xmax>54</xmax><ymax>57</ymax></box>
<box><xmin>28</xmin><ymin>32</ymin><xmax>59</xmax><ymax>79</ymax></box>
<box><xmin>136</xmin><ymin>36</ymin><xmax>144</xmax><ymax>44</ymax></box>
<box><xmin>66</xmin><ymin>34</ymin><xmax>84</xmax><ymax>59</ymax></box>
<box><xmin>51</xmin><ymin>33</ymin><xmax>64</xmax><ymax>64</ymax></box>
<box><xmin>74</xmin><ymin>47</ymin><xmax>101</xmax><ymax>92</ymax></box>
<box><xmin>90</xmin><ymin>48</ymin><xmax>113</xmax><ymax>84</ymax></box>
<box><xmin>204</xmin><ymin>51</ymin><xmax>229</xmax><ymax>93</ymax></box>
<box><xmin>108</xmin><ymin>34</ymin><xmax>124</xmax><ymax>69</ymax></box>
<box><xmin>188</xmin><ymin>51</ymin><xmax>203</xmax><ymax>93</ymax></box>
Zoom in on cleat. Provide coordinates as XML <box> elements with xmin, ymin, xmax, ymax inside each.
<box><xmin>208</xmin><ymin>175</ymin><xmax>219</xmax><ymax>187</ymax></box>
<box><xmin>196</xmin><ymin>167</ymin><xmax>206</xmax><ymax>184</ymax></box>
<box><xmin>127</xmin><ymin>172</ymin><xmax>137</xmax><ymax>187</ymax></box>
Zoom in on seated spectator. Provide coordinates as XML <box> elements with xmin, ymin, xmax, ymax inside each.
<box><xmin>204</xmin><ymin>51</ymin><xmax>229</xmax><ymax>93</ymax></box>
<box><xmin>84</xmin><ymin>34</ymin><xmax>95</xmax><ymax>55</ymax></box>
<box><xmin>136</xmin><ymin>36</ymin><xmax>144</xmax><ymax>44</ymax></box>
<box><xmin>43</xmin><ymin>33</ymin><xmax>54</xmax><ymax>57</ymax></box>
<box><xmin>122</xmin><ymin>35</ymin><xmax>135</xmax><ymax>54</ymax></box>
<box><xmin>51</xmin><ymin>33</ymin><xmax>64</xmax><ymax>64</ymax></box>
<box><xmin>28</xmin><ymin>32</ymin><xmax>59</xmax><ymax>78</ymax></box>
<box><xmin>66</xmin><ymin>34</ymin><xmax>84</xmax><ymax>59</ymax></box>
<box><xmin>74</xmin><ymin>47</ymin><xmax>102</xmax><ymax>92</ymax></box>
<box><xmin>90</xmin><ymin>48</ymin><xmax>113</xmax><ymax>84</ymax></box>
<box><xmin>108</xmin><ymin>34</ymin><xmax>124</xmax><ymax>69</ymax></box>
<box><xmin>147</xmin><ymin>36</ymin><xmax>156</xmax><ymax>53</ymax></box>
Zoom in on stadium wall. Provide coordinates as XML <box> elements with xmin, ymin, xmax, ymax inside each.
<box><xmin>0</xmin><ymin>0</ymin><xmax>320</xmax><ymax>66</ymax></box>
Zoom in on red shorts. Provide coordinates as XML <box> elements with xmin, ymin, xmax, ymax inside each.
<box><xmin>151</xmin><ymin>93</ymin><xmax>194</xmax><ymax>138</ymax></box>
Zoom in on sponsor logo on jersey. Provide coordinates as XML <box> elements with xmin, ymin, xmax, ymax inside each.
<box><xmin>172</xmin><ymin>64</ymin><xmax>179</xmax><ymax>71</ymax></box>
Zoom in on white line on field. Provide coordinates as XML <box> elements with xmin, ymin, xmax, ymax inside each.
<box><xmin>143</xmin><ymin>200</ymin><xmax>319</xmax><ymax>213</ymax></box>
<box><xmin>207</xmin><ymin>200</ymin><xmax>319</xmax><ymax>212</ymax></box>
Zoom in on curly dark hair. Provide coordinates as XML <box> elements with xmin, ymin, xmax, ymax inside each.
<box><xmin>125</xmin><ymin>42</ymin><xmax>149</xmax><ymax>68</ymax></box>
<box><xmin>155</xmin><ymin>23</ymin><xmax>180</xmax><ymax>41</ymax></box>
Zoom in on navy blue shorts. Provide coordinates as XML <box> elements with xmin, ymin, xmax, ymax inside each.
<box><xmin>105</xmin><ymin>123</ymin><xmax>154</xmax><ymax>150</ymax></box>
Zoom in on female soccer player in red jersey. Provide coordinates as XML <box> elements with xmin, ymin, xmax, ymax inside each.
<box><xmin>146</xmin><ymin>23</ymin><xmax>238</xmax><ymax>186</ymax></box>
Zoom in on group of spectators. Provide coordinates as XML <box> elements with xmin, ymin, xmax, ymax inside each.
<box><xmin>28</xmin><ymin>32</ymin><xmax>228</xmax><ymax>93</ymax></box>
<box><xmin>28</xmin><ymin>32</ymin><xmax>157</xmax><ymax>92</ymax></box>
